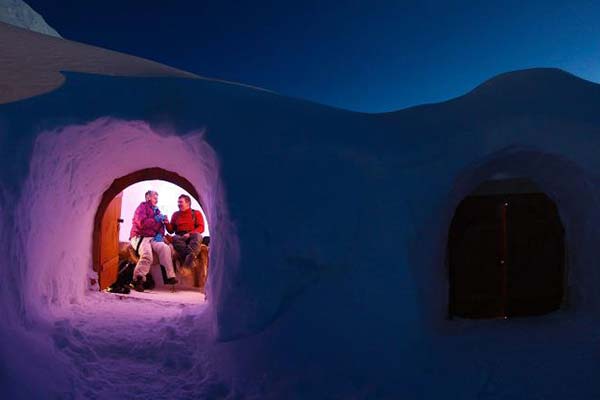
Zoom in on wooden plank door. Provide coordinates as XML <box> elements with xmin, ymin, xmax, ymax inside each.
<box><xmin>506</xmin><ymin>193</ymin><xmax>565</xmax><ymax>316</ymax></box>
<box><xmin>99</xmin><ymin>192</ymin><xmax>123</xmax><ymax>290</ymax></box>
<box><xmin>448</xmin><ymin>196</ymin><xmax>505</xmax><ymax>318</ymax></box>
<box><xmin>449</xmin><ymin>193</ymin><xmax>565</xmax><ymax>319</ymax></box>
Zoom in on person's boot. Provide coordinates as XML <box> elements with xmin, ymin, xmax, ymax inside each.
<box><xmin>132</xmin><ymin>276</ymin><xmax>145</xmax><ymax>292</ymax></box>
<box><xmin>164</xmin><ymin>277</ymin><xmax>178</xmax><ymax>285</ymax></box>
<box><xmin>143</xmin><ymin>273</ymin><xmax>156</xmax><ymax>290</ymax></box>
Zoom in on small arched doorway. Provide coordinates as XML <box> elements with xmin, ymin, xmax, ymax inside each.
<box><xmin>92</xmin><ymin>167</ymin><xmax>208</xmax><ymax>291</ymax></box>
<box><xmin>448</xmin><ymin>178</ymin><xmax>565</xmax><ymax>319</ymax></box>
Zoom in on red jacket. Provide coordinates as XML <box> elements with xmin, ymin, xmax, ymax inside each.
<box><xmin>167</xmin><ymin>208</ymin><xmax>204</xmax><ymax>235</ymax></box>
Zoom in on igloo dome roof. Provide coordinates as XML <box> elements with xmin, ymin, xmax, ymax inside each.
<box><xmin>465</xmin><ymin>67</ymin><xmax>599</xmax><ymax>102</ymax></box>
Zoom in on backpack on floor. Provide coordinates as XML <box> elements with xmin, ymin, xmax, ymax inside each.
<box><xmin>107</xmin><ymin>260</ymin><xmax>155</xmax><ymax>294</ymax></box>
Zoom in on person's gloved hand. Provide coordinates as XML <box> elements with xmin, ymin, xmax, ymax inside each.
<box><xmin>154</xmin><ymin>233</ymin><xmax>164</xmax><ymax>242</ymax></box>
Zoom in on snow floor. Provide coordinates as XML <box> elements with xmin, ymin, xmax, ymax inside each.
<box><xmin>104</xmin><ymin>286</ymin><xmax>206</xmax><ymax>305</ymax></box>
<box><xmin>53</xmin><ymin>292</ymin><xmax>229</xmax><ymax>400</ymax></box>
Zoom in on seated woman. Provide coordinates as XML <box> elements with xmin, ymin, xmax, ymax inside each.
<box><xmin>129</xmin><ymin>190</ymin><xmax>178</xmax><ymax>291</ymax></box>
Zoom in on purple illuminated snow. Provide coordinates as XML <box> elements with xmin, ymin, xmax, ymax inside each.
<box><xmin>17</xmin><ymin>117</ymin><xmax>238</xmax><ymax>324</ymax></box>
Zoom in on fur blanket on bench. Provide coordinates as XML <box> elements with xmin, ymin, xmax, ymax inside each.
<box><xmin>118</xmin><ymin>238</ymin><xmax>209</xmax><ymax>289</ymax></box>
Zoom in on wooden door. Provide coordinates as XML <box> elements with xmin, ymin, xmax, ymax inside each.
<box><xmin>448</xmin><ymin>193</ymin><xmax>565</xmax><ymax>319</ymax></box>
<box><xmin>449</xmin><ymin>196</ymin><xmax>505</xmax><ymax>318</ymax></box>
<box><xmin>99</xmin><ymin>192</ymin><xmax>123</xmax><ymax>290</ymax></box>
<box><xmin>506</xmin><ymin>194</ymin><xmax>565</xmax><ymax>316</ymax></box>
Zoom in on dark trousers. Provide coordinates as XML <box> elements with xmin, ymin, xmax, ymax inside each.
<box><xmin>172</xmin><ymin>232</ymin><xmax>202</xmax><ymax>260</ymax></box>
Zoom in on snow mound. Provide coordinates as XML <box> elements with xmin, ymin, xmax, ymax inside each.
<box><xmin>464</xmin><ymin>67</ymin><xmax>600</xmax><ymax>103</ymax></box>
<box><xmin>5</xmin><ymin>36</ymin><xmax>600</xmax><ymax>395</ymax></box>
<box><xmin>0</xmin><ymin>0</ymin><xmax>60</xmax><ymax>37</ymax></box>
<box><xmin>0</xmin><ymin>21</ymin><xmax>198</xmax><ymax>104</ymax></box>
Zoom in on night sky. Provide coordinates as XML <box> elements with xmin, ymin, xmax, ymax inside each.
<box><xmin>27</xmin><ymin>0</ymin><xmax>600</xmax><ymax>112</ymax></box>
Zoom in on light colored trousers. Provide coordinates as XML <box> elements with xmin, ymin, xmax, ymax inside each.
<box><xmin>130</xmin><ymin>236</ymin><xmax>176</xmax><ymax>281</ymax></box>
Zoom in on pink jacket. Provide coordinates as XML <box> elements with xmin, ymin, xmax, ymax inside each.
<box><xmin>129</xmin><ymin>201</ymin><xmax>165</xmax><ymax>239</ymax></box>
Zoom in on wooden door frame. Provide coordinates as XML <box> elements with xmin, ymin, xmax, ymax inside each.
<box><xmin>92</xmin><ymin>167</ymin><xmax>205</xmax><ymax>279</ymax></box>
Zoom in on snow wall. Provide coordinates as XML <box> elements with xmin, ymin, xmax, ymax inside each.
<box><xmin>18</xmin><ymin>118</ymin><xmax>227</xmax><ymax>320</ymax></box>
<box><xmin>4</xmin><ymin>68</ymin><xmax>600</xmax><ymax>397</ymax></box>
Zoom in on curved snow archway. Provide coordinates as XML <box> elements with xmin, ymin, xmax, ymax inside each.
<box><xmin>93</xmin><ymin>169</ymin><xmax>210</xmax><ymax>291</ymax></box>
<box><xmin>18</xmin><ymin>118</ymin><xmax>237</xmax><ymax>324</ymax></box>
<box><xmin>409</xmin><ymin>146</ymin><xmax>600</xmax><ymax>331</ymax></box>
<box><xmin>448</xmin><ymin>178</ymin><xmax>566</xmax><ymax>319</ymax></box>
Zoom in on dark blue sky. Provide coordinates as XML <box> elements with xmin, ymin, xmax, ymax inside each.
<box><xmin>27</xmin><ymin>1</ymin><xmax>600</xmax><ymax>112</ymax></box>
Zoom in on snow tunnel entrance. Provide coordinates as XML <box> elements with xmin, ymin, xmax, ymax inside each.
<box><xmin>448</xmin><ymin>178</ymin><xmax>565</xmax><ymax>319</ymax></box>
<box><xmin>93</xmin><ymin>168</ymin><xmax>210</xmax><ymax>303</ymax></box>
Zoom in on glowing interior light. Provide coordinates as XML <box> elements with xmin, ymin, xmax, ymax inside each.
<box><xmin>120</xmin><ymin>179</ymin><xmax>210</xmax><ymax>242</ymax></box>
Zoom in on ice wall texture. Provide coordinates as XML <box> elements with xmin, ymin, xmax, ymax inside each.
<box><xmin>4</xmin><ymin>68</ymin><xmax>600</xmax><ymax>397</ymax></box>
<box><xmin>0</xmin><ymin>0</ymin><xmax>60</xmax><ymax>37</ymax></box>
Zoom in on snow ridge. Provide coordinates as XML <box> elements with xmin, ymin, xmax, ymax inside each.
<box><xmin>0</xmin><ymin>0</ymin><xmax>60</xmax><ymax>37</ymax></box>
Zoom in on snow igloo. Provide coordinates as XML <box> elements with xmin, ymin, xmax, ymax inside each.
<box><xmin>5</xmin><ymin>20</ymin><xmax>600</xmax><ymax>399</ymax></box>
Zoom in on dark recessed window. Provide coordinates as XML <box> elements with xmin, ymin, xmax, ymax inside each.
<box><xmin>448</xmin><ymin>178</ymin><xmax>565</xmax><ymax>319</ymax></box>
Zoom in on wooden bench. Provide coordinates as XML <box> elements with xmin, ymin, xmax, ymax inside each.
<box><xmin>118</xmin><ymin>239</ymin><xmax>209</xmax><ymax>290</ymax></box>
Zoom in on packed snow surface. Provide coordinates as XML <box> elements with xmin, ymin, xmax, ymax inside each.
<box><xmin>48</xmin><ymin>294</ymin><xmax>223</xmax><ymax>399</ymax></box>
<box><xmin>107</xmin><ymin>287</ymin><xmax>206</xmax><ymax>305</ymax></box>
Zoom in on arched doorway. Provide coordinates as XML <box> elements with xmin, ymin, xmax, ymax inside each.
<box><xmin>448</xmin><ymin>178</ymin><xmax>565</xmax><ymax>319</ymax></box>
<box><xmin>92</xmin><ymin>167</ymin><xmax>208</xmax><ymax>291</ymax></box>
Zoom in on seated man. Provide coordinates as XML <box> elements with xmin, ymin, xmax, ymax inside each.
<box><xmin>165</xmin><ymin>194</ymin><xmax>205</xmax><ymax>269</ymax></box>
<box><xmin>130</xmin><ymin>190</ymin><xmax>178</xmax><ymax>291</ymax></box>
